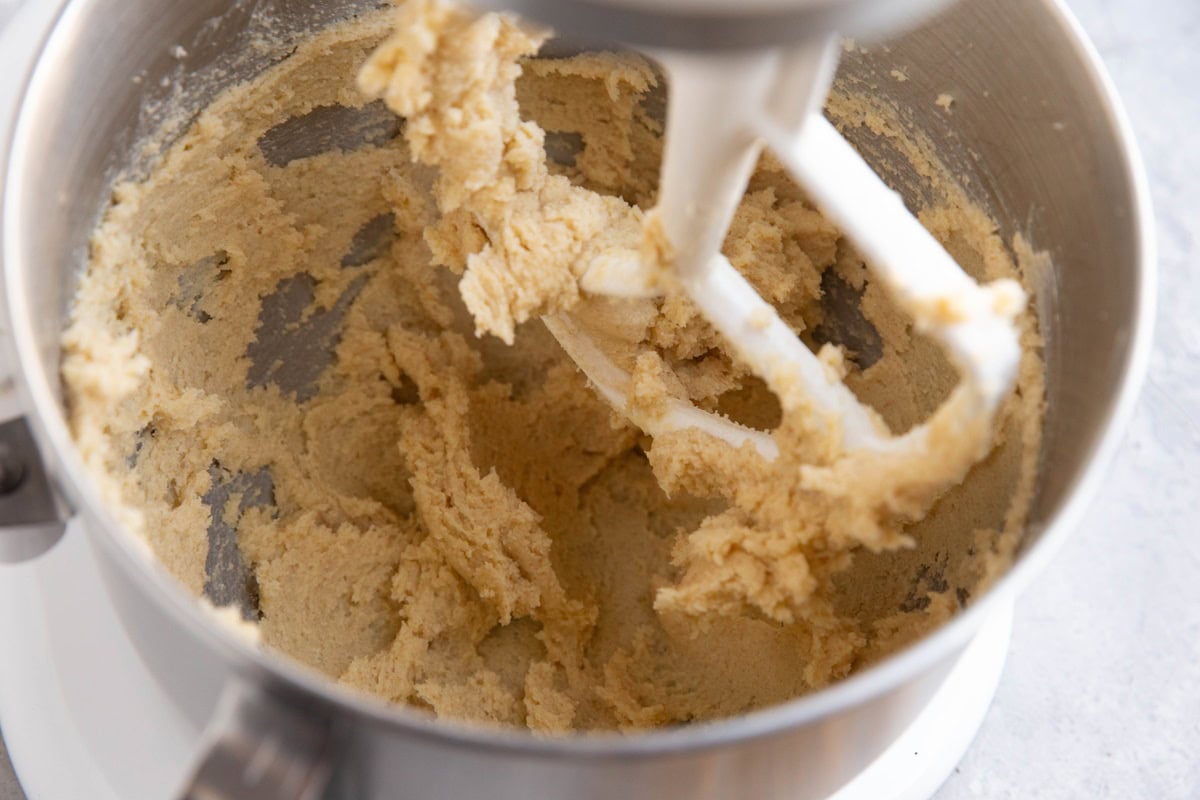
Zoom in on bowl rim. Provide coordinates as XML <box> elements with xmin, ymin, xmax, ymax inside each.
<box><xmin>0</xmin><ymin>0</ymin><xmax>1157</xmax><ymax>759</ymax></box>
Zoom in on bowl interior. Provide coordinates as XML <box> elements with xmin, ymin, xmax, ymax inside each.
<box><xmin>3</xmin><ymin>0</ymin><xmax>1148</xmax><ymax>723</ymax></box>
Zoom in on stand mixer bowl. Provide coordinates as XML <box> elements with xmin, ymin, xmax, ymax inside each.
<box><xmin>0</xmin><ymin>0</ymin><xmax>1153</xmax><ymax>798</ymax></box>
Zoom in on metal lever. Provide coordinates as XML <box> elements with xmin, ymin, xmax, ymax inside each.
<box><xmin>0</xmin><ymin>416</ymin><xmax>69</xmax><ymax>563</ymax></box>
<box><xmin>177</xmin><ymin>678</ymin><xmax>336</xmax><ymax>800</ymax></box>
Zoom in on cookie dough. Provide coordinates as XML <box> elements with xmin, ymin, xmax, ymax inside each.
<box><xmin>360</xmin><ymin>0</ymin><xmax>1031</xmax><ymax>630</ymax></box>
<box><xmin>61</xmin><ymin>1</ymin><xmax>1044</xmax><ymax>732</ymax></box>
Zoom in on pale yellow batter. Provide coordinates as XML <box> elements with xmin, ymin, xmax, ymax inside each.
<box><xmin>60</xmin><ymin>2</ymin><xmax>1044</xmax><ymax>732</ymax></box>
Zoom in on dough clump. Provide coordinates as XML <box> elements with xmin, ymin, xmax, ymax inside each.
<box><xmin>359</xmin><ymin>0</ymin><xmax>1024</xmax><ymax>629</ymax></box>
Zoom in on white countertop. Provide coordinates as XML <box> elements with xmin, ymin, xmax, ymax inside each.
<box><xmin>938</xmin><ymin>0</ymin><xmax>1200</xmax><ymax>796</ymax></box>
<box><xmin>0</xmin><ymin>0</ymin><xmax>1197</xmax><ymax>798</ymax></box>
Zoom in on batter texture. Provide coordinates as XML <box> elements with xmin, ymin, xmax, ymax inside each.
<box><xmin>61</xmin><ymin>2</ymin><xmax>1044</xmax><ymax>732</ymax></box>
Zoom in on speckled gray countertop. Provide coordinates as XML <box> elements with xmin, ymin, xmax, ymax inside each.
<box><xmin>939</xmin><ymin>0</ymin><xmax>1199</xmax><ymax>795</ymax></box>
<box><xmin>0</xmin><ymin>0</ymin><xmax>1197</xmax><ymax>798</ymax></box>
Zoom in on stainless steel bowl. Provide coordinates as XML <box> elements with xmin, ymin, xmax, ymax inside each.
<box><xmin>0</xmin><ymin>0</ymin><xmax>1154</xmax><ymax>798</ymax></box>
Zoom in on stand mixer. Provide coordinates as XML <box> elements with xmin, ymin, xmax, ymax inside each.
<box><xmin>0</xmin><ymin>0</ymin><xmax>1154</xmax><ymax>798</ymax></box>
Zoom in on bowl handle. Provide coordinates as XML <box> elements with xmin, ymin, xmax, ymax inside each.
<box><xmin>0</xmin><ymin>416</ymin><xmax>68</xmax><ymax>563</ymax></box>
<box><xmin>176</xmin><ymin>676</ymin><xmax>336</xmax><ymax>800</ymax></box>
